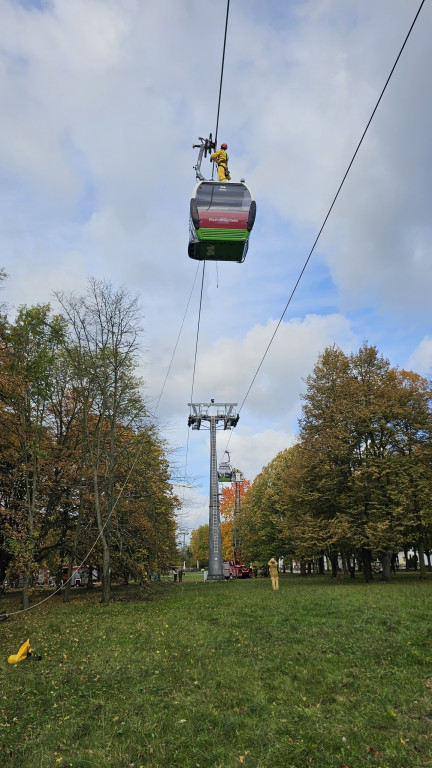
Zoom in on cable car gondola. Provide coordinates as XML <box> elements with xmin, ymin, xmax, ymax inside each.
<box><xmin>189</xmin><ymin>181</ymin><xmax>256</xmax><ymax>263</ymax></box>
<box><xmin>217</xmin><ymin>451</ymin><xmax>233</xmax><ymax>483</ymax></box>
<box><xmin>189</xmin><ymin>135</ymin><xmax>256</xmax><ymax>263</ymax></box>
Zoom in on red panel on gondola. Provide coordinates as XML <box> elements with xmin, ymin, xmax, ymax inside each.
<box><xmin>199</xmin><ymin>211</ymin><xmax>249</xmax><ymax>229</ymax></box>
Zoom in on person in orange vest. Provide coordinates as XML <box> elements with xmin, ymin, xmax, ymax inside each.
<box><xmin>210</xmin><ymin>143</ymin><xmax>231</xmax><ymax>182</ymax></box>
<box><xmin>268</xmin><ymin>557</ymin><xmax>279</xmax><ymax>591</ymax></box>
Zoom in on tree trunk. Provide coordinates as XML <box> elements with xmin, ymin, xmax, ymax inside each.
<box><xmin>362</xmin><ymin>548</ymin><xmax>374</xmax><ymax>582</ymax></box>
<box><xmin>93</xmin><ymin>460</ymin><xmax>111</xmax><ymax>604</ymax></box>
<box><xmin>21</xmin><ymin>572</ymin><xmax>30</xmax><ymax>610</ymax></box>
<box><xmin>64</xmin><ymin>493</ymin><xmax>84</xmax><ymax>603</ymax></box>
<box><xmin>318</xmin><ymin>556</ymin><xmax>325</xmax><ymax>574</ymax></box>
<box><xmin>329</xmin><ymin>552</ymin><xmax>339</xmax><ymax>578</ymax></box>
<box><xmin>101</xmin><ymin>536</ymin><xmax>111</xmax><ymax>603</ymax></box>
<box><xmin>418</xmin><ymin>540</ymin><xmax>427</xmax><ymax>579</ymax></box>
<box><xmin>63</xmin><ymin>558</ymin><xmax>73</xmax><ymax>603</ymax></box>
<box><xmin>381</xmin><ymin>551</ymin><xmax>391</xmax><ymax>582</ymax></box>
<box><xmin>87</xmin><ymin>564</ymin><xmax>94</xmax><ymax>589</ymax></box>
<box><xmin>300</xmin><ymin>561</ymin><xmax>307</xmax><ymax>576</ymax></box>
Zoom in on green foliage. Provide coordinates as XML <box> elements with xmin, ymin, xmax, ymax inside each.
<box><xmin>240</xmin><ymin>343</ymin><xmax>432</xmax><ymax>577</ymax></box>
<box><xmin>239</xmin><ymin>451</ymin><xmax>292</xmax><ymax>562</ymax></box>
<box><xmin>190</xmin><ymin>524</ymin><xmax>209</xmax><ymax>566</ymax></box>
<box><xmin>0</xmin><ymin>282</ymin><xmax>179</xmax><ymax>602</ymax></box>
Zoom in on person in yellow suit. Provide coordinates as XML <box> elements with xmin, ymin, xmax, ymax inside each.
<box><xmin>210</xmin><ymin>143</ymin><xmax>231</xmax><ymax>182</ymax></box>
<box><xmin>268</xmin><ymin>557</ymin><xmax>279</xmax><ymax>591</ymax></box>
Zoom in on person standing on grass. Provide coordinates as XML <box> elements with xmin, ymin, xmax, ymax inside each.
<box><xmin>178</xmin><ymin>569</ymin><xmax>183</xmax><ymax>583</ymax></box>
<box><xmin>268</xmin><ymin>557</ymin><xmax>279</xmax><ymax>591</ymax></box>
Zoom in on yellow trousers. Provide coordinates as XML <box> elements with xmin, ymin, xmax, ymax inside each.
<box><xmin>217</xmin><ymin>165</ymin><xmax>231</xmax><ymax>182</ymax></box>
<box><xmin>270</xmin><ymin>574</ymin><xmax>279</xmax><ymax>590</ymax></box>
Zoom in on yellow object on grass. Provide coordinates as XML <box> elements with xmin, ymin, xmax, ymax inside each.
<box><xmin>8</xmin><ymin>639</ymin><xmax>31</xmax><ymax>664</ymax></box>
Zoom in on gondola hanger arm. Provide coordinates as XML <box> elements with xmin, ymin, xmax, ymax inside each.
<box><xmin>193</xmin><ymin>133</ymin><xmax>216</xmax><ymax>181</ymax></box>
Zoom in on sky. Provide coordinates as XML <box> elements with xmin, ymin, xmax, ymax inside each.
<box><xmin>1</xmin><ymin>0</ymin><xmax>431</xmax><ymax>537</ymax></box>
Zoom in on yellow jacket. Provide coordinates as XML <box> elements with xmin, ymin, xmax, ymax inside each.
<box><xmin>211</xmin><ymin>149</ymin><xmax>229</xmax><ymax>166</ymax></box>
<box><xmin>8</xmin><ymin>639</ymin><xmax>31</xmax><ymax>663</ymax></box>
<box><xmin>268</xmin><ymin>558</ymin><xmax>278</xmax><ymax>576</ymax></box>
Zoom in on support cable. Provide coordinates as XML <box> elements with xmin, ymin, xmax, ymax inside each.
<box><xmin>237</xmin><ymin>0</ymin><xmax>427</xmax><ymax>416</ymax></box>
<box><xmin>214</xmin><ymin>0</ymin><xmax>230</xmax><ymax>148</ymax></box>
<box><xmin>180</xmin><ymin>262</ymin><xmax>206</xmax><ymax>521</ymax></box>
<box><xmin>212</xmin><ymin>0</ymin><xmax>231</xmax><ymax>179</ymax></box>
<box><xmin>153</xmin><ymin>262</ymin><xmax>201</xmax><ymax>416</ymax></box>
<box><xmin>219</xmin><ymin>0</ymin><xmax>427</xmax><ymax>463</ymax></box>
<box><xmin>189</xmin><ymin>262</ymin><xmax>206</xmax><ymax>408</ymax></box>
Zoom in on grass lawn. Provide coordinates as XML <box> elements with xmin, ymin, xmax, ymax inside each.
<box><xmin>1</xmin><ymin>574</ymin><xmax>431</xmax><ymax>768</ymax></box>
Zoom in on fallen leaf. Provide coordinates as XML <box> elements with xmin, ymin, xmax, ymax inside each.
<box><xmin>366</xmin><ymin>747</ymin><xmax>381</xmax><ymax>756</ymax></box>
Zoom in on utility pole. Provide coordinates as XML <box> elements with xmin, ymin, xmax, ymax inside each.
<box><xmin>188</xmin><ymin>401</ymin><xmax>239</xmax><ymax>580</ymax></box>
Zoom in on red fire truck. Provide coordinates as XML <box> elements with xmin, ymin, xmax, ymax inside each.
<box><xmin>223</xmin><ymin>550</ymin><xmax>252</xmax><ymax>579</ymax></box>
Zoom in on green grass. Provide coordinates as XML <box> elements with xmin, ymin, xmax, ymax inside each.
<box><xmin>1</xmin><ymin>574</ymin><xmax>431</xmax><ymax>768</ymax></box>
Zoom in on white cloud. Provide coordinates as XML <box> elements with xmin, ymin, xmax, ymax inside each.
<box><xmin>173</xmin><ymin>484</ymin><xmax>209</xmax><ymax>534</ymax></box>
<box><xmin>408</xmin><ymin>336</ymin><xmax>432</xmax><ymax>375</ymax></box>
<box><xmin>221</xmin><ymin>428</ymin><xmax>296</xmax><ymax>483</ymax></box>
<box><xmin>147</xmin><ymin>312</ymin><xmax>358</xmax><ymax>425</ymax></box>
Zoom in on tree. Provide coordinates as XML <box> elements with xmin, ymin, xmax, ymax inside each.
<box><xmin>238</xmin><ymin>452</ymin><xmax>291</xmax><ymax>563</ymax></box>
<box><xmin>240</xmin><ymin>343</ymin><xmax>432</xmax><ymax>583</ymax></box>
<box><xmin>220</xmin><ymin>477</ymin><xmax>251</xmax><ymax>560</ymax></box>
<box><xmin>108</xmin><ymin>425</ymin><xmax>179</xmax><ymax>580</ymax></box>
<box><xmin>0</xmin><ymin>277</ymin><xmax>179</xmax><ymax>606</ymax></box>
<box><xmin>2</xmin><ymin>305</ymin><xmax>66</xmax><ymax>607</ymax></box>
<box><xmin>387</xmin><ymin>370</ymin><xmax>432</xmax><ymax>578</ymax></box>
<box><xmin>190</xmin><ymin>525</ymin><xmax>209</xmax><ymax>567</ymax></box>
<box><xmin>288</xmin><ymin>344</ymin><xmax>432</xmax><ymax>580</ymax></box>
<box><xmin>0</xmin><ymin>306</ymin><xmax>22</xmax><ymax>588</ymax></box>
<box><xmin>56</xmin><ymin>279</ymin><xmax>146</xmax><ymax>604</ymax></box>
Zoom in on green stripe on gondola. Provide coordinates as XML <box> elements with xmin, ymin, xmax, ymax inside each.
<box><xmin>197</xmin><ymin>228</ymin><xmax>249</xmax><ymax>241</ymax></box>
